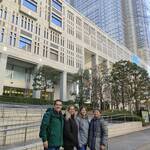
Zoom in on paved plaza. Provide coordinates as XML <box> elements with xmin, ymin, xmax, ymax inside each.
<box><xmin>109</xmin><ymin>128</ymin><xmax>150</xmax><ymax>150</ymax></box>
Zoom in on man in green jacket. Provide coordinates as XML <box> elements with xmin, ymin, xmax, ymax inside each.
<box><xmin>39</xmin><ymin>99</ymin><xmax>64</xmax><ymax>150</ymax></box>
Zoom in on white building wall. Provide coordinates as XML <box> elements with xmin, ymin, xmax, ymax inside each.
<box><xmin>0</xmin><ymin>0</ymin><xmax>149</xmax><ymax>100</ymax></box>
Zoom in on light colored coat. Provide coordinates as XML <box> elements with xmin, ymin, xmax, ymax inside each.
<box><xmin>76</xmin><ymin>116</ymin><xmax>89</xmax><ymax>147</ymax></box>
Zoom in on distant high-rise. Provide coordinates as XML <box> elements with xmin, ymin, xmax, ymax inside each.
<box><xmin>69</xmin><ymin>0</ymin><xmax>125</xmax><ymax>45</ymax></box>
<box><xmin>132</xmin><ymin>0</ymin><xmax>150</xmax><ymax>63</ymax></box>
<box><xmin>69</xmin><ymin>0</ymin><xmax>150</xmax><ymax>63</ymax></box>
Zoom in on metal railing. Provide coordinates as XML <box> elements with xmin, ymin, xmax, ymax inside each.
<box><xmin>103</xmin><ymin>114</ymin><xmax>141</xmax><ymax>123</ymax></box>
<box><xmin>0</xmin><ymin>122</ymin><xmax>40</xmax><ymax>147</ymax></box>
<box><xmin>6</xmin><ymin>141</ymin><xmax>43</xmax><ymax>150</ymax></box>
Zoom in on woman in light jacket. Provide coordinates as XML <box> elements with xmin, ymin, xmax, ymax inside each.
<box><xmin>76</xmin><ymin>106</ymin><xmax>89</xmax><ymax>150</ymax></box>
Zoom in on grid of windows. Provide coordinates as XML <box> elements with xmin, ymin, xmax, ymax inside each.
<box><xmin>12</xmin><ymin>13</ymin><xmax>19</xmax><ymax>25</ymax></box>
<box><xmin>71</xmin><ymin>0</ymin><xmax>125</xmax><ymax>45</ymax></box>
<box><xmin>21</xmin><ymin>15</ymin><xmax>34</xmax><ymax>32</ymax></box>
<box><xmin>9</xmin><ymin>32</ymin><xmax>16</xmax><ymax>47</ymax></box>
<box><xmin>35</xmin><ymin>23</ymin><xmax>41</xmax><ymax>35</ymax></box>
<box><xmin>50</xmin><ymin>30</ymin><xmax>60</xmax><ymax>44</ymax></box>
<box><xmin>0</xmin><ymin>0</ymin><xmax>142</xmax><ymax>70</ymax></box>
<box><xmin>76</xmin><ymin>17</ymin><xmax>82</xmax><ymax>40</ymax></box>
<box><xmin>76</xmin><ymin>44</ymin><xmax>83</xmax><ymax>68</ymax></box>
<box><xmin>43</xmin><ymin>45</ymin><xmax>48</xmax><ymax>58</ymax></box>
<box><xmin>60</xmin><ymin>47</ymin><xmax>64</xmax><ymax>63</ymax></box>
<box><xmin>34</xmin><ymin>41</ymin><xmax>40</xmax><ymax>55</ymax></box>
<box><xmin>0</xmin><ymin>7</ymin><xmax>7</xmax><ymax>20</ymax></box>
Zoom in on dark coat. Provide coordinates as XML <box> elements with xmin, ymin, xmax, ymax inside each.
<box><xmin>39</xmin><ymin>108</ymin><xmax>64</xmax><ymax>147</ymax></box>
<box><xmin>63</xmin><ymin>115</ymin><xmax>78</xmax><ymax>148</ymax></box>
<box><xmin>88</xmin><ymin>117</ymin><xmax>108</xmax><ymax>150</ymax></box>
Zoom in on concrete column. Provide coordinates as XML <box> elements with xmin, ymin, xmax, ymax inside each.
<box><xmin>92</xmin><ymin>54</ymin><xmax>99</xmax><ymax>67</ymax></box>
<box><xmin>0</xmin><ymin>53</ymin><xmax>7</xmax><ymax>95</ymax></box>
<box><xmin>32</xmin><ymin>64</ymin><xmax>42</xmax><ymax>99</ymax></box>
<box><xmin>107</xmin><ymin>60</ymin><xmax>110</xmax><ymax>70</ymax></box>
<box><xmin>60</xmin><ymin>71</ymin><xmax>67</xmax><ymax>101</ymax></box>
<box><xmin>32</xmin><ymin>90</ymin><xmax>41</xmax><ymax>99</ymax></box>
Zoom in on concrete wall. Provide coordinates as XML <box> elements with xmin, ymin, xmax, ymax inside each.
<box><xmin>109</xmin><ymin>122</ymin><xmax>143</xmax><ymax>138</ymax></box>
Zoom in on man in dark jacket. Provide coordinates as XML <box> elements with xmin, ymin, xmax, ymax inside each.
<box><xmin>88</xmin><ymin>109</ymin><xmax>108</xmax><ymax>150</ymax></box>
<box><xmin>39</xmin><ymin>99</ymin><xmax>64</xmax><ymax>150</ymax></box>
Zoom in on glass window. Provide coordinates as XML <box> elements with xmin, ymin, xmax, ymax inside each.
<box><xmin>0</xmin><ymin>9</ymin><xmax>3</xmax><ymax>18</ymax></box>
<box><xmin>9</xmin><ymin>32</ymin><xmax>13</xmax><ymax>45</ymax></box>
<box><xmin>19</xmin><ymin>36</ymin><xmax>32</xmax><ymax>51</ymax></box>
<box><xmin>12</xmin><ymin>14</ymin><xmax>15</xmax><ymax>23</ymax></box>
<box><xmin>52</xmin><ymin>13</ymin><xmax>62</xmax><ymax>27</ymax></box>
<box><xmin>0</xmin><ymin>28</ymin><xmax>4</xmax><ymax>42</ymax></box>
<box><xmin>52</xmin><ymin>0</ymin><xmax>62</xmax><ymax>11</ymax></box>
<box><xmin>22</xmin><ymin>0</ymin><xmax>37</xmax><ymax>12</ymax></box>
<box><xmin>16</xmin><ymin>16</ymin><xmax>18</xmax><ymax>25</ymax></box>
<box><xmin>4</xmin><ymin>10</ymin><xmax>7</xmax><ymax>19</ymax></box>
<box><xmin>14</xmin><ymin>34</ymin><xmax>16</xmax><ymax>46</ymax></box>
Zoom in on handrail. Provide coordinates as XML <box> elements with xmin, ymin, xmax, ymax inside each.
<box><xmin>0</xmin><ymin>122</ymin><xmax>41</xmax><ymax>146</ymax></box>
<box><xmin>0</xmin><ymin>121</ymin><xmax>41</xmax><ymax>128</ymax></box>
<box><xmin>0</xmin><ymin>123</ymin><xmax>40</xmax><ymax>132</ymax></box>
<box><xmin>4</xmin><ymin>141</ymin><xmax>42</xmax><ymax>150</ymax></box>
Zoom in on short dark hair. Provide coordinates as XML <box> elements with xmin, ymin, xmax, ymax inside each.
<box><xmin>79</xmin><ymin>106</ymin><xmax>87</xmax><ymax>112</ymax></box>
<box><xmin>67</xmin><ymin>105</ymin><xmax>75</xmax><ymax>111</ymax></box>
<box><xmin>93</xmin><ymin>108</ymin><xmax>102</xmax><ymax>113</ymax></box>
<box><xmin>54</xmin><ymin>99</ymin><xmax>62</xmax><ymax>105</ymax></box>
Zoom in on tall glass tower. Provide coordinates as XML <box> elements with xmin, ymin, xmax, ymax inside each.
<box><xmin>69</xmin><ymin>0</ymin><xmax>125</xmax><ymax>45</ymax></box>
<box><xmin>68</xmin><ymin>0</ymin><xmax>150</xmax><ymax>63</ymax></box>
<box><xmin>132</xmin><ymin>0</ymin><xmax>150</xmax><ymax>62</ymax></box>
<box><xmin>132</xmin><ymin>0</ymin><xmax>150</xmax><ymax>49</ymax></box>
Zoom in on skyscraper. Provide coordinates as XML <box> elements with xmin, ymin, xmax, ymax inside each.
<box><xmin>69</xmin><ymin>0</ymin><xmax>150</xmax><ymax>63</ymax></box>
<box><xmin>69</xmin><ymin>0</ymin><xmax>125</xmax><ymax>45</ymax></box>
<box><xmin>132</xmin><ymin>0</ymin><xmax>150</xmax><ymax>63</ymax></box>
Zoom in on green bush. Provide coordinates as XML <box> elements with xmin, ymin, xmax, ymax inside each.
<box><xmin>0</xmin><ymin>96</ymin><xmax>51</xmax><ymax>105</ymax></box>
<box><xmin>102</xmin><ymin>109</ymin><xmax>132</xmax><ymax>116</ymax></box>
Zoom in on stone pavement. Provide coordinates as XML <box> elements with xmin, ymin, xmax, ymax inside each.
<box><xmin>109</xmin><ymin>128</ymin><xmax>150</xmax><ymax>150</ymax></box>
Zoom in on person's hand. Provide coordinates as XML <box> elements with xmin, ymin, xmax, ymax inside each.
<box><xmin>43</xmin><ymin>141</ymin><xmax>48</xmax><ymax>149</ymax></box>
<box><xmin>100</xmin><ymin>145</ymin><xmax>105</xmax><ymax>150</ymax></box>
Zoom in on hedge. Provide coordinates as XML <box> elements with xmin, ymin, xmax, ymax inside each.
<box><xmin>0</xmin><ymin>96</ymin><xmax>51</xmax><ymax>105</ymax></box>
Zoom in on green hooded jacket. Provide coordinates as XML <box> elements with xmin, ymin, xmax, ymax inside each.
<box><xmin>39</xmin><ymin>108</ymin><xmax>64</xmax><ymax>147</ymax></box>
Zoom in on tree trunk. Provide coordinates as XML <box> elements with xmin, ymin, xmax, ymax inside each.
<box><xmin>121</xmin><ymin>85</ymin><xmax>125</xmax><ymax>110</ymax></box>
<box><xmin>135</xmin><ymin>99</ymin><xmax>139</xmax><ymax>114</ymax></box>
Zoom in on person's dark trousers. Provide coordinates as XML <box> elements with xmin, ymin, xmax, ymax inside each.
<box><xmin>64</xmin><ymin>146</ymin><xmax>74</xmax><ymax>150</ymax></box>
<box><xmin>44</xmin><ymin>147</ymin><xmax>60</xmax><ymax>150</ymax></box>
<box><xmin>78</xmin><ymin>145</ymin><xmax>87</xmax><ymax>150</ymax></box>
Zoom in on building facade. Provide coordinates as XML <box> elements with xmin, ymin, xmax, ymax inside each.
<box><xmin>68</xmin><ymin>0</ymin><xmax>150</xmax><ymax>64</ymax></box>
<box><xmin>69</xmin><ymin>0</ymin><xmax>125</xmax><ymax>46</ymax></box>
<box><xmin>0</xmin><ymin>0</ymin><xmax>148</xmax><ymax>101</ymax></box>
<box><xmin>132</xmin><ymin>0</ymin><xmax>150</xmax><ymax>63</ymax></box>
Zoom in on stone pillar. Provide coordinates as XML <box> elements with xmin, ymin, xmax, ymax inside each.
<box><xmin>107</xmin><ymin>60</ymin><xmax>111</xmax><ymax>70</ymax></box>
<box><xmin>92</xmin><ymin>54</ymin><xmax>99</xmax><ymax>67</ymax></box>
<box><xmin>32</xmin><ymin>64</ymin><xmax>42</xmax><ymax>99</ymax></box>
<box><xmin>32</xmin><ymin>90</ymin><xmax>41</xmax><ymax>99</ymax></box>
<box><xmin>0</xmin><ymin>53</ymin><xmax>7</xmax><ymax>95</ymax></box>
<box><xmin>60</xmin><ymin>71</ymin><xmax>67</xmax><ymax>101</ymax></box>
